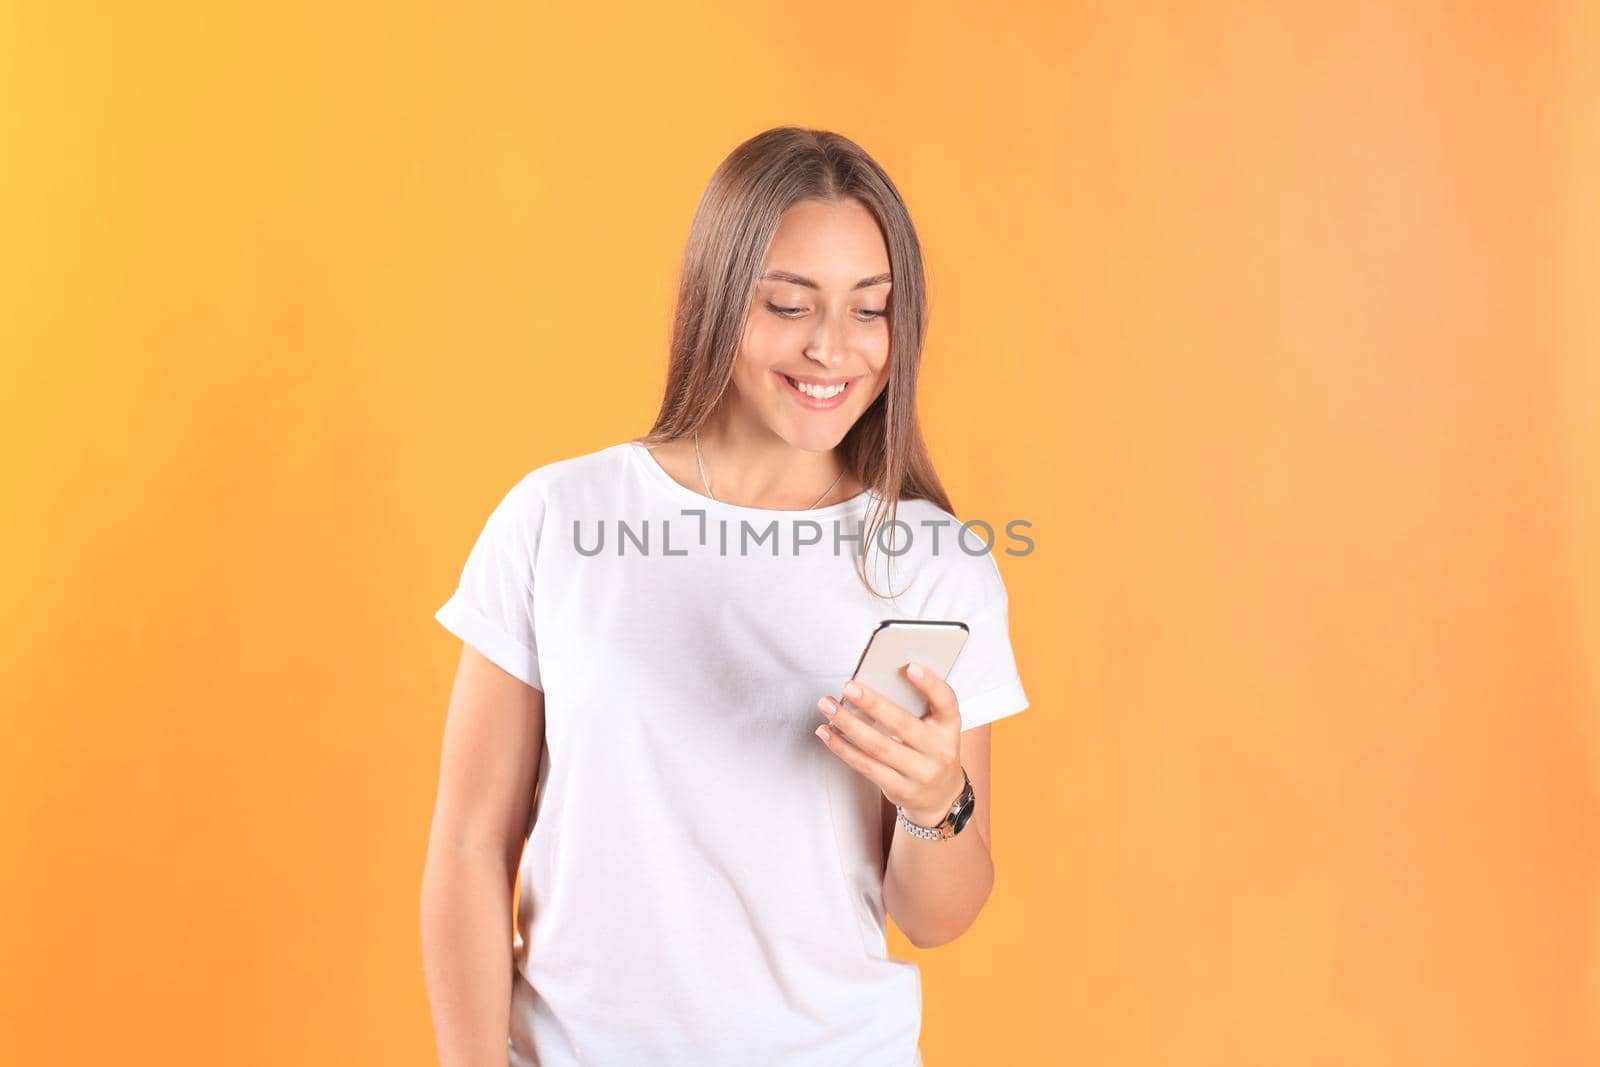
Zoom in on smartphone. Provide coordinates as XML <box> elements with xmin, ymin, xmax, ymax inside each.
<box><xmin>843</xmin><ymin>619</ymin><xmax>970</xmax><ymax>737</ymax></box>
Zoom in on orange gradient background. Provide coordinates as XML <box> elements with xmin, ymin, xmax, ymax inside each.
<box><xmin>3</xmin><ymin>3</ymin><xmax>1596</xmax><ymax>1065</ymax></box>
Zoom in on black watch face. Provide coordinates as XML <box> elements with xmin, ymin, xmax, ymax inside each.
<box><xmin>951</xmin><ymin>793</ymin><xmax>976</xmax><ymax>833</ymax></box>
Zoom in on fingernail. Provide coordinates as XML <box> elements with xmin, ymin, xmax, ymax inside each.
<box><xmin>817</xmin><ymin>695</ymin><xmax>836</xmax><ymax>718</ymax></box>
<box><xmin>815</xmin><ymin>724</ymin><xmax>831</xmax><ymax>741</ymax></box>
<box><xmin>906</xmin><ymin>662</ymin><xmax>924</xmax><ymax>679</ymax></box>
<box><xmin>843</xmin><ymin>680</ymin><xmax>862</xmax><ymax>700</ymax></box>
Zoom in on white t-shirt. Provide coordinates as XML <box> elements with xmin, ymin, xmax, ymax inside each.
<box><xmin>434</xmin><ymin>440</ymin><xmax>1029</xmax><ymax>1067</ymax></box>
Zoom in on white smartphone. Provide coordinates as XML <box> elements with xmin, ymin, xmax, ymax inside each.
<box><xmin>843</xmin><ymin>619</ymin><xmax>970</xmax><ymax>737</ymax></box>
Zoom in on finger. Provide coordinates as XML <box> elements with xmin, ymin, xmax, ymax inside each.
<box><xmin>839</xmin><ymin>678</ymin><xmax>930</xmax><ymax>749</ymax></box>
<box><xmin>814</xmin><ymin>720</ymin><xmax>913</xmax><ymax>794</ymax></box>
<box><xmin>901</xmin><ymin>661</ymin><xmax>961</xmax><ymax>727</ymax></box>
<box><xmin>819</xmin><ymin>694</ymin><xmax>931</xmax><ymax>779</ymax></box>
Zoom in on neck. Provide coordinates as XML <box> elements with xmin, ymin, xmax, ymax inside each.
<box><xmin>695</xmin><ymin>409</ymin><xmax>853</xmax><ymax>510</ymax></box>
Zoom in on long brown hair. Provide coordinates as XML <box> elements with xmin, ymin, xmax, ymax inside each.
<box><xmin>636</xmin><ymin>126</ymin><xmax>955</xmax><ymax>600</ymax></box>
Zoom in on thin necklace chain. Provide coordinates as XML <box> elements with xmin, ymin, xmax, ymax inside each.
<box><xmin>693</xmin><ymin>430</ymin><xmax>847</xmax><ymax>510</ymax></box>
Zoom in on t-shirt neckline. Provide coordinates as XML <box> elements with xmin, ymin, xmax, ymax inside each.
<box><xmin>626</xmin><ymin>440</ymin><xmax>877</xmax><ymax>519</ymax></box>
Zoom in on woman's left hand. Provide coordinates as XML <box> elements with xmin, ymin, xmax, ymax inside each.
<box><xmin>815</xmin><ymin>663</ymin><xmax>965</xmax><ymax>827</ymax></box>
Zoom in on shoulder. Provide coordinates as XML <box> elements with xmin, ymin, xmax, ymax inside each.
<box><xmin>501</xmin><ymin>440</ymin><xmax>638</xmax><ymax>509</ymax></box>
<box><xmin>870</xmin><ymin>496</ymin><xmax>1012</xmax><ymax>611</ymax></box>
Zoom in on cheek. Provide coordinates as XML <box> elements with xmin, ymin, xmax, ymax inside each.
<box><xmin>739</xmin><ymin>317</ymin><xmax>788</xmax><ymax>361</ymax></box>
<box><xmin>863</xmin><ymin>339</ymin><xmax>891</xmax><ymax>378</ymax></box>
<box><xmin>745</xmin><ymin>315</ymin><xmax>790</xmax><ymax>343</ymax></box>
<box><xmin>864</xmin><ymin>352</ymin><xmax>893</xmax><ymax>398</ymax></box>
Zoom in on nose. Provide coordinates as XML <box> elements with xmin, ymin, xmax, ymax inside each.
<box><xmin>803</xmin><ymin>311</ymin><xmax>848</xmax><ymax>368</ymax></box>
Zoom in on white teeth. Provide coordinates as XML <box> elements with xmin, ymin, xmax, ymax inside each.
<box><xmin>788</xmin><ymin>377</ymin><xmax>845</xmax><ymax>399</ymax></box>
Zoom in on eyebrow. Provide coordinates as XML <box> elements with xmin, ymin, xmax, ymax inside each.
<box><xmin>759</xmin><ymin>270</ymin><xmax>892</xmax><ymax>291</ymax></box>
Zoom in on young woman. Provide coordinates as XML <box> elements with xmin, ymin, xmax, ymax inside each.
<box><xmin>421</xmin><ymin>126</ymin><xmax>1030</xmax><ymax>1067</ymax></box>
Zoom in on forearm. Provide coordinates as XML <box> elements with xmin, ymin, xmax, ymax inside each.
<box><xmin>420</xmin><ymin>846</ymin><xmax>517</xmax><ymax>1067</ymax></box>
<box><xmin>882</xmin><ymin>815</ymin><xmax>994</xmax><ymax>949</ymax></box>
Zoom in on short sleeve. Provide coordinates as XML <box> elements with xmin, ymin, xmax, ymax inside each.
<box><xmin>434</xmin><ymin>472</ymin><xmax>545</xmax><ymax>691</ymax></box>
<box><xmin>944</xmin><ymin>557</ymin><xmax>1029</xmax><ymax>732</ymax></box>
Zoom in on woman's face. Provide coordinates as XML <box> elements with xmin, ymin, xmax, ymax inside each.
<box><xmin>730</xmin><ymin>197</ymin><xmax>893</xmax><ymax>453</ymax></box>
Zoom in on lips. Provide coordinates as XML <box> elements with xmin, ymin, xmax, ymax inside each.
<box><xmin>776</xmin><ymin>370</ymin><xmax>853</xmax><ymax>409</ymax></box>
<box><xmin>781</xmin><ymin>371</ymin><xmax>853</xmax><ymax>387</ymax></box>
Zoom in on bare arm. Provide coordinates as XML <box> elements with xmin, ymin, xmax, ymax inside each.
<box><xmin>881</xmin><ymin>723</ymin><xmax>995</xmax><ymax>948</ymax></box>
<box><xmin>420</xmin><ymin>644</ymin><xmax>547</xmax><ymax>1067</ymax></box>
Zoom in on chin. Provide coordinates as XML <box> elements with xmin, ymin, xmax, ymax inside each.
<box><xmin>772</xmin><ymin>416</ymin><xmax>850</xmax><ymax>454</ymax></box>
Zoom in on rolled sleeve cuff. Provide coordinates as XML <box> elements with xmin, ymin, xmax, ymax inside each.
<box><xmin>957</xmin><ymin>680</ymin><xmax>1029</xmax><ymax>732</ymax></box>
<box><xmin>435</xmin><ymin>593</ymin><xmax>543</xmax><ymax>692</ymax></box>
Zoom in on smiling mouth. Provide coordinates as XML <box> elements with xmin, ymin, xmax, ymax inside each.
<box><xmin>780</xmin><ymin>374</ymin><xmax>852</xmax><ymax>400</ymax></box>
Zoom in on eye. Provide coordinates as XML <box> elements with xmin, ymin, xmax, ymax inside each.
<box><xmin>765</xmin><ymin>301</ymin><xmax>888</xmax><ymax>322</ymax></box>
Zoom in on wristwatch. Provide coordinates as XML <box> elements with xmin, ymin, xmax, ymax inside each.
<box><xmin>896</xmin><ymin>767</ymin><xmax>975</xmax><ymax>841</ymax></box>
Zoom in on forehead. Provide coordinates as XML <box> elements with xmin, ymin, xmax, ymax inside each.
<box><xmin>761</xmin><ymin>198</ymin><xmax>891</xmax><ymax>287</ymax></box>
